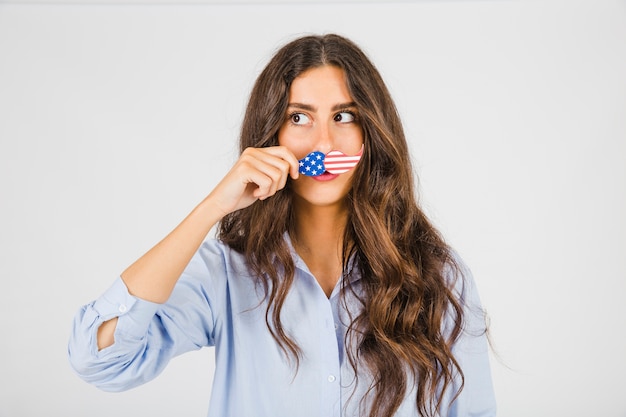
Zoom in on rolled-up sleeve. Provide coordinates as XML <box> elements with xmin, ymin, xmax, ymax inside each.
<box><xmin>68</xmin><ymin>240</ymin><xmax>225</xmax><ymax>392</ymax></box>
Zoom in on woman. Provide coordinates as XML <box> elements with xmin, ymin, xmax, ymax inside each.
<box><xmin>69</xmin><ymin>34</ymin><xmax>496</xmax><ymax>417</ymax></box>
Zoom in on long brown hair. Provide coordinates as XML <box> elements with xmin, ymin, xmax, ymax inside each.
<box><xmin>219</xmin><ymin>34</ymin><xmax>470</xmax><ymax>417</ymax></box>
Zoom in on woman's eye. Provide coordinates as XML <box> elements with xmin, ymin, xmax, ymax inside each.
<box><xmin>290</xmin><ymin>113</ymin><xmax>310</xmax><ymax>125</ymax></box>
<box><xmin>334</xmin><ymin>111</ymin><xmax>356</xmax><ymax>123</ymax></box>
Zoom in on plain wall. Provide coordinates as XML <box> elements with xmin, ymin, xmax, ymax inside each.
<box><xmin>0</xmin><ymin>1</ymin><xmax>625</xmax><ymax>416</ymax></box>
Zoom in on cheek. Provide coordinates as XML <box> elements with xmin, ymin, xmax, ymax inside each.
<box><xmin>337</xmin><ymin>127</ymin><xmax>364</xmax><ymax>155</ymax></box>
<box><xmin>277</xmin><ymin>126</ymin><xmax>288</xmax><ymax>147</ymax></box>
<box><xmin>278</xmin><ymin>128</ymin><xmax>313</xmax><ymax>159</ymax></box>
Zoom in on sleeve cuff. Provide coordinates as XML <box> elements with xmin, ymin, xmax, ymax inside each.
<box><xmin>92</xmin><ymin>277</ymin><xmax>160</xmax><ymax>341</ymax></box>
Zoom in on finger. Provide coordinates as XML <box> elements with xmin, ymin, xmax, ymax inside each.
<box><xmin>256</xmin><ymin>153</ymin><xmax>290</xmax><ymax>193</ymax></box>
<box><xmin>239</xmin><ymin>151</ymin><xmax>287</xmax><ymax>197</ymax></box>
<box><xmin>246</xmin><ymin>171</ymin><xmax>273</xmax><ymax>200</ymax></box>
<box><xmin>241</xmin><ymin>147</ymin><xmax>295</xmax><ymax>192</ymax></box>
<box><xmin>256</xmin><ymin>146</ymin><xmax>300</xmax><ymax>180</ymax></box>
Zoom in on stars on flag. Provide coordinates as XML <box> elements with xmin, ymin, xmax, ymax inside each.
<box><xmin>298</xmin><ymin>151</ymin><xmax>326</xmax><ymax>176</ymax></box>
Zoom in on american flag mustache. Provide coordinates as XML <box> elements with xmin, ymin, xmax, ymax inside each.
<box><xmin>298</xmin><ymin>145</ymin><xmax>363</xmax><ymax>176</ymax></box>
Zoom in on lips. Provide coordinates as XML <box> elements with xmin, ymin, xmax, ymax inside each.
<box><xmin>298</xmin><ymin>145</ymin><xmax>363</xmax><ymax>177</ymax></box>
<box><xmin>311</xmin><ymin>171</ymin><xmax>339</xmax><ymax>182</ymax></box>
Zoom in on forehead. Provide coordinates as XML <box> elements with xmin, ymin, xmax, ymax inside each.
<box><xmin>288</xmin><ymin>65</ymin><xmax>352</xmax><ymax>104</ymax></box>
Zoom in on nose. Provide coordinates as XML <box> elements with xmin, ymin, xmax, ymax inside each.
<box><xmin>315</xmin><ymin>122</ymin><xmax>334</xmax><ymax>154</ymax></box>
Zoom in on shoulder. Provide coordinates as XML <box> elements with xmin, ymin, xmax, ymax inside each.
<box><xmin>170</xmin><ymin>238</ymin><xmax>260</xmax><ymax>324</ymax></box>
<box><xmin>189</xmin><ymin>238</ymin><xmax>249</xmax><ymax>274</ymax></box>
<box><xmin>446</xmin><ymin>251</ymin><xmax>491</xmax><ymax>343</ymax></box>
<box><xmin>175</xmin><ymin>238</ymin><xmax>250</xmax><ymax>299</ymax></box>
<box><xmin>184</xmin><ymin>237</ymin><xmax>264</xmax><ymax>294</ymax></box>
<box><xmin>443</xmin><ymin>249</ymin><xmax>479</xmax><ymax>305</ymax></box>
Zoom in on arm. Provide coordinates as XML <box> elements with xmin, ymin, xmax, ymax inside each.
<box><xmin>68</xmin><ymin>245</ymin><xmax>222</xmax><ymax>392</ymax></box>
<box><xmin>97</xmin><ymin>146</ymin><xmax>299</xmax><ymax>349</ymax></box>
<box><xmin>68</xmin><ymin>147</ymin><xmax>299</xmax><ymax>390</ymax></box>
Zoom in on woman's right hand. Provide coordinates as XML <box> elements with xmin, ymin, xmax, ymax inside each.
<box><xmin>206</xmin><ymin>146</ymin><xmax>300</xmax><ymax>218</ymax></box>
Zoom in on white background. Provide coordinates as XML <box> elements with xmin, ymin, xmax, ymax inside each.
<box><xmin>0</xmin><ymin>1</ymin><xmax>625</xmax><ymax>416</ymax></box>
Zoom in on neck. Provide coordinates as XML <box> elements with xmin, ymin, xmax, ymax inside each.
<box><xmin>293</xmin><ymin>198</ymin><xmax>348</xmax><ymax>250</ymax></box>
<box><xmin>291</xmin><ymin>197</ymin><xmax>349</xmax><ymax>297</ymax></box>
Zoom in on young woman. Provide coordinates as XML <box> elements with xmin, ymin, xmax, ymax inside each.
<box><xmin>69</xmin><ymin>34</ymin><xmax>496</xmax><ymax>417</ymax></box>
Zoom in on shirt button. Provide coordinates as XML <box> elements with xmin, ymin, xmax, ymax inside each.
<box><xmin>334</xmin><ymin>323</ymin><xmax>339</xmax><ymax>330</ymax></box>
<box><xmin>118</xmin><ymin>304</ymin><xmax>127</xmax><ymax>313</ymax></box>
<box><xmin>327</xmin><ymin>375</ymin><xmax>336</xmax><ymax>383</ymax></box>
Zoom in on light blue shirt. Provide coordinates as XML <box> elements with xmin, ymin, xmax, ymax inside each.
<box><xmin>68</xmin><ymin>237</ymin><xmax>496</xmax><ymax>416</ymax></box>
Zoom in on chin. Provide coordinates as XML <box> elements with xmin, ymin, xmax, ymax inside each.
<box><xmin>292</xmin><ymin>185</ymin><xmax>350</xmax><ymax>208</ymax></box>
<box><xmin>291</xmin><ymin>173</ymin><xmax>355</xmax><ymax>208</ymax></box>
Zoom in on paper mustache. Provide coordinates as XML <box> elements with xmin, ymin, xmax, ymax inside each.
<box><xmin>298</xmin><ymin>145</ymin><xmax>364</xmax><ymax>176</ymax></box>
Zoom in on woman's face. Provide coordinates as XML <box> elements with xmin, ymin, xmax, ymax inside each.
<box><xmin>278</xmin><ymin>65</ymin><xmax>364</xmax><ymax>209</ymax></box>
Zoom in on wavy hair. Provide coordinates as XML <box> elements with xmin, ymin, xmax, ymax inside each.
<box><xmin>218</xmin><ymin>34</ymin><xmax>469</xmax><ymax>417</ymax></box>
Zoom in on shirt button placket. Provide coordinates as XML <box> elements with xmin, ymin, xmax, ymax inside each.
<box><xmin>320</xmin><ymin>300</ymin><xmax>342</xmax><ymax>417</ymax></box>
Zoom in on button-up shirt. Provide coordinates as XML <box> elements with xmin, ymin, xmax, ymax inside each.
<box><xmin>68</xmin><ymin>237</ymin><xmax>496</xmax><ymax>416</ymax></box>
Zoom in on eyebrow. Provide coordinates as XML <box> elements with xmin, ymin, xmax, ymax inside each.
<box><xmin>287</xmin><ymin>102</ymin><xmax>357</xmax><ymax>112</ymax></box>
